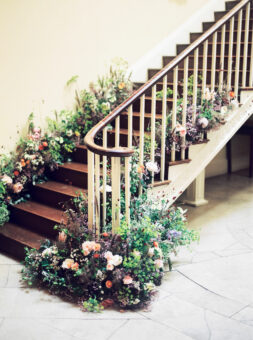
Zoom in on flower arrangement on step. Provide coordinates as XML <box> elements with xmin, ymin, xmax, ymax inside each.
<box><xmin>22</xmin><ymin>176</ymin><xmax>198</xmax><ymax>311</ymax></box>
<box><xmin>0</xmin><ymin>60</ymin><xmax>132</xmax><ymax>227</ymax></box>
<box><xmin>157</xmin><ymin>83</ymin><xmax>239</xmax><ymax>157</ymax></box>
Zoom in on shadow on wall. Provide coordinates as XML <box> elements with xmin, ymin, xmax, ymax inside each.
<box><xmin>168</xmin><ymin>0</ymin><xmax>187</xmax><ymax>5</ymax></box>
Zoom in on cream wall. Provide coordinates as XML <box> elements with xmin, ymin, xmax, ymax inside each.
<box><xmin>0</xmin><ymin>0</ymin><xmax>216</xmax><ymax>152</ymax></box>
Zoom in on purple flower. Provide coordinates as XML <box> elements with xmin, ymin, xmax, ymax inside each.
<box><xmin>167</xmin><ymin>230</ymin><xmax>182</xmax><ymax>239</ymax></box>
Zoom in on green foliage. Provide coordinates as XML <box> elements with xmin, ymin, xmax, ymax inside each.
<box><xmin>156</xmin><ymin>87</ymin><xmax>173</xmax><ymax>99</ymax></box>
<box><xmin>66</xmin><ymin>75</ymin><xmax>79</xmax><ymax>87</ymax></box>
<box><xmin>83</xmin><ymin>298</ymin><xmax>104</xmax><ymax>313</ymax></box>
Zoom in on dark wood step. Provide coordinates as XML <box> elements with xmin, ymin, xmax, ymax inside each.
<box><xmin>214</xmin><ymin>9</ymin><xmax>253</xmax><ymax>21</ymax></box>
<box><xmin>72</xmin><ymin>144</ymin><xmax>87</xmax><ymax>164</ymax></box>
<box><xmin>190</xmin><ymin>30</ymin><xmax>253</xmax><ymax>44</ymax></box>
<box><xmin>49</xmin><ymin>162</ymin><xmax>88</xmax><ymax>188</ymax></box>
<box><xmin>120</xmin><ymin>111</ymin><xmax>162</xmax><ymax>130</ymax></box>
<box><xmin>0</xmin><ymin>222</ymin><xmax>44</xmax><ymax>259</ymax></box>
<box><xmin>31</xmin><ymin>180</ymin><xmax>87</xmax><ymax>209</ymax></box>
<box><xmin>10</xmin><ymin>201</ymin><xmax>65</xmax><ymax>237</ymax></box>
<box><xmin>226</xmin><ymin>1</ymin><xmax>241</xmax><ymax>11</ymax></box>
<box><xmin>177</xmin><ymin>41</ymin><xmax>253</xmax><ymax>55</ymax></box>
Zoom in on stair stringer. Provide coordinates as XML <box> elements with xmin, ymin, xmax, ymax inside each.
<box><xmin>150</xmin><ymin>94</ymin><xmax>253</xmax><ymax>205</ymax></box>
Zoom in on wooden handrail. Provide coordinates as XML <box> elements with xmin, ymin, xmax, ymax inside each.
<box><xmin>84</xmin><ymin>0</ymin><xmax>250</xmax><ymax>157</ymax></box>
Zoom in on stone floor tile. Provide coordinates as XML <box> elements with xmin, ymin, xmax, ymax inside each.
<box><xmin>0</xmin><ymin>266</ymin><xmax>9</xmax><ymax>287</ymax></box>
<box><xmin>108</xmin><ymin>319</ymin><xmax>193</xmax><ymax>340</ymax></box>
<box><xmin>232</xmin><ymin>306</ymin><xmax>253</xmax><ymax>327</ymax></box>
<box><xmin>178</xmin><ymin>253</ymin><xmax>253</xmax><ymax>306</ymax></box>
<box><xmin>205</xmin><ymin>310</ymin><xmax>253</xmax><ymax>340</ymax></box>
<box><xmin>39</xmin><ymin>318</ymin><xmax>127</xmax><ymax>340</ymax></box>
<box><xmin>160</xmin><ymin>270</ymin><xmax>246</xmax><ymax>318</ymax></box>
<box><xmin>5</xmin><ymin>264</ymin><xmax>25</xmax><ymax>288</ymax></box>
<box><xmin>0</xmin><ymin>318</ymin><xmax>77</xmax><ymax>340</ymax></box>
<box><xmin>0</xmin><ymin>253</ymin><xmax>19</xmax><ymax>265</ymax></box>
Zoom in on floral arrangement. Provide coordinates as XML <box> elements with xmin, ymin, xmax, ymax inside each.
<box><xmin>22</xmin><ymin>186</ymin><xmax>198</xmax><ymax>311</ymax></box>
<box><xmin>0</xmin><ymin>60</ymin><xmax>132</xmax><ymax>227</ymax></box>
<box><xmin>162</xmin><ymin>86</ymin><xmax>238</xmax><ymax>156</ymax></box>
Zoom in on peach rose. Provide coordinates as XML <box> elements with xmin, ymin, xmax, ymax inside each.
<box><xmin>71</xmin><ymin>262</ymin><xmax>79</xmax><ymax>271</ymax></box>
<box><xmin>123</xmin><ymin>275</ymin><xmax>133</xmax><ymax>285</ymax></box>
<box><xmin>94</xmin><ymin>243</ymin><xmax>101</xmax><ymax>252</ymax></box>
<box><xmin>58</xmin><ymin>231</ymin><xmax>67</xmax><ymax>243</ymax></box>
<box><xmin>12</xmin><ymin>183</ymin><xmax>23</xmax><ymax>194</ymax></box>
<box><xmin>62</xmin><ymin>258</ymin><xmax>74</xmax><ymax>269</ymax></box>
<box><xmin>106</xmin><ymin>262</ymin><xmax>114</xmax><ymax>271</ymax></box>
<box><xmin>104</xmin><ymin>251</ymin><xmax>113</xmax><ymax>261</ymax></box>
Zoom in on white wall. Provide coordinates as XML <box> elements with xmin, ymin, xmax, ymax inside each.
<box><xmin>0</xmin><ymin>0</ymin><xmax>221</xmax><ymax>152</ymax></box>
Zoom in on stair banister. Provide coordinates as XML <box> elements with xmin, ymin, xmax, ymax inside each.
<box><xmin>84</xmin><ymin>0</ymin><xmax>252</xmax><ymax>235</ymax></box>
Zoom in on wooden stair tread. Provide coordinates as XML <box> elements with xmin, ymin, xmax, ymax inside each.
<box><xmin>121</xmin><ymin>111</ymin><xmax>163</xmax><ymax>119</ymax></box>
<box><xmin>59</xmin><ymin>162</ymin><xmax>88</xmax><ymax>173</ymax></box>
<box><xmin>35</xmin><ymin>180</ymin><xmax>87</xmax><ymax>197</ymax></box>
<box><xmin>169</xmin><ymin>159</ymin><xmax>192</xmax><ymax>166</ymax></box>
<box><xmin>109</xmin><ymin>128</ymin><xmax>151</xmax><ymax>137</ymax></box>
<box><xmin>0</xmin><ymin>222</ymin><xmax>44</xmax><ymax>250</ymax></box>
<box><xmin>12</xmin><ymin>201</ymin><xmax>65</xmax><ymax>223</ymax></box>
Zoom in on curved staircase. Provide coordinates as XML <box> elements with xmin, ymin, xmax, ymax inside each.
<box><xmin>1</xmin><ymin>0</ymin><xmax>253</xmax><ymax>259</ymax></box>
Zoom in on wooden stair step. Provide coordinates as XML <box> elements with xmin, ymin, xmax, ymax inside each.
<box><xmin>49</xmin><ymin>162</ymin><xmax>88</xmax><ymax>188</ymax></box>
<box><xmin>169</xmin><ymin>159</ymin><xmax>192</xmax><ymax>166</ymax></box>
<box><xmin>11</xmin><ymin>201</ymin><xmax>66</xmax><ymax>237</ymax></box>
<box><xmin>0</xmin><ymin>222</ymin><xmax>45</xmax><ymax>259</ymax></box>
<box><xmin>72</xmin><ymin>144</ymin><xmax>87</xmax><ymax>164</ymax></box>
<box><xmin>32</xmin><ymin>180</ymin><xmax>87</xmax><ymax>209</ymax></box>
<box><xmin>121</xmin><ymin>111</ymin><xmax>163</xmax><ymax>119</ymax></box>
<box><xmin>109</xmin><ymin>128</ymin><xmax>151</xmax><ymax>137</ymax></box>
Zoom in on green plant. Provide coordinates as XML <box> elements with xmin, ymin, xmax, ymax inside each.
<box><xmin>83</xmin><ymin>298</ymin><xmax>104</xmax><ymax>312</ymax></box>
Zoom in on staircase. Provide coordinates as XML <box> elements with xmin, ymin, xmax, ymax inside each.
<box><xmin>1</xmin><ymin>0</ymin><xmax>253</xmax><ymax>259</ymax></box>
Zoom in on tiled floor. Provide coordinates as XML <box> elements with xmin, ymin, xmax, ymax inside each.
<box><xmin>1</xmin><ymin>173</ymin><xmax>253</xmax><ymax>340</ymax></box>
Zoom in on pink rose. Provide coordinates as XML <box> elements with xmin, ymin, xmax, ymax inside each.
<box><xmin>62</xmin><ymin>258</ymin><xmax>74</xmax><ymax>269</ymax></box>
<box><xmin>106</xmin><ymin>262</ymin><xmax>114</xmax><ymax>271</ymax></box>
<box><xmin>123</xmin><ymin>275</ymin><xmax>133</xmax><ymax>285</ymax></box>
<box><xmin>12</xmin><ymin>183</ymin><xmax>23</xmax><ymax>194</ymax></box>
<box><xmin>58</xmin><ymin>231</ymin><xmax>67</xmax><ymax>243</ymax></box>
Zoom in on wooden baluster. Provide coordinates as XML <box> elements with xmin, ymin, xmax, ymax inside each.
<box><xmin>219</xmin><ymin>25</ymin><xmax>226</xmax><ymax>92</ymax></box>
<box><xmin>150</xmin><ymin>85</ymin><xmax>156</xmax><ymax>182</ymax></box>
<box><xmin>211</xmin><ymin>32</ymin><xmax>217</xmax><ymax>92</ymax></box>
<box><xmin>125</xmin><ymin>105</ymin><xmax>133</xmax><ymax>225</ymax></box>
<box><xmin>111</xmin><ymin>157</ymin><xmax>121</xmax><ymax>234</ymax></box>
<box><xmin>243</xmin><ymin>2</ymin><xmax>250</xmax><ymax>87</ymax></box>
<box><xmin>228</xmin><ymin>17</ymin><xmax>235</xmax><ymax>91</ymax></box>
<box><xmin>102</xmin><ymin>128</ymin><xmax>108</xmax><ymax>227</ymax></box>
<box><xmin>193</xmin><ymin>48</ymin><xmax>199</xmax><ymax>123</ymax></box>
<box><xmin>235</xmin><ymin>10</ymin><xmax>243</xmax><ymax>98</ymax></box>
<box><xmin>171</xmin><ymin>66</ymin><xmax>178</xmax><ymax>162</ymax></box>
<box><xmin>202</xmin><ymin>40</ymin><xmax>208</xmax><ymax>101</ymax></box>
<box><xmin>160</xmin><ymin>75</ymin><xmax>167</xmax><ymax>181</ymax></box>
<box><xmin>181</xmin><ymin>57</ymin><xmax>188</xmax><ymax>161</ymax></box>
<box><xmin>250</xmin><ymin>14</ymin><xmax>253</xmax><ymax>87</ymax></box>
<box><xmin>88</xmin><ymin>150</ymin><xmax>95</xmax><ymax>231</ymax></box>
<box><xmin>139</xmin><ymin>95</ymin><xmax>145</xmax><ymax>194</ymax></box>
<box><xmin>115</xmin><ymin>116</ymin><xmax>120</xmax><ymax>147</ymax></box>
<box><xmin>95</xmin><ymin>153</ymin><xmax>100</xmax><ymax>238</ymax></box>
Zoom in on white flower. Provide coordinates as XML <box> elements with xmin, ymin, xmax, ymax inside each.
<box><xmin>112</xmin><ymin>254</ymin><xmax>123</xmax><ymax>266</ymax></box>
<box><xmin>104</xmin><ymin>251</ymin><xmax>113</xmax><ymax>261</ymax></box>
<box><xmin>145</xmin><ymin>161</ymin><xmax>160</xmax><ymax>174</ymax></box>
<box><xmin>144</xmin><ymin>282</ymin><xmax>155</xmax><ymax>291</ymax></box>
<box><xmin>66</xmin><ymin>130</ymin><xmax>73</xmax><ymax>137</ymax></box>
<box><xmin>1</xmin><ymin>174</ymin><xmax>13</xmax><ymax>185</ymax></box>
<box><xmin>175</xmin><ymin>123</ymin><xmax>186</xmax><ymax>137</ymax></box>
<box><xmin>198</xmin><ymin>117</ymin><xmax>209</xmax><ymax>129</ymax></box>
<box><xmin>204</xmin><ymin>88</ymin><xmax>212</xmax><ymax>101</ymax></box>
<box><xmin>42</xmin><ymin>247</ymin><xmax>57</xmax><ymax>258</ymax></box>
<box><xmin>148</xmin><ymin>247</ymin><xmax>155</xmax><ymax>257</ymax></box>
<box><xmin>220</xmin><ymin>106</ymin><xmax>228</xmax><ymax>115</ymax></box>
<box><xmin>154</xmin><ymin>259</ymin><xmax>164</xmax><ymax>269</ymax></box>
<box><xmin>231</xmin><ymin>100</ymin><xmax>239</xmax><ymax>110</ymax></box>
<box><xmin>99</xmin><ymin>185</ymin><xmax>112</xmax><ymax>193</ymax></box>
<box><xmin>106</xmin><ymin>261</ymin><xmax>114</xmax><ymax>271</ymax></box>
